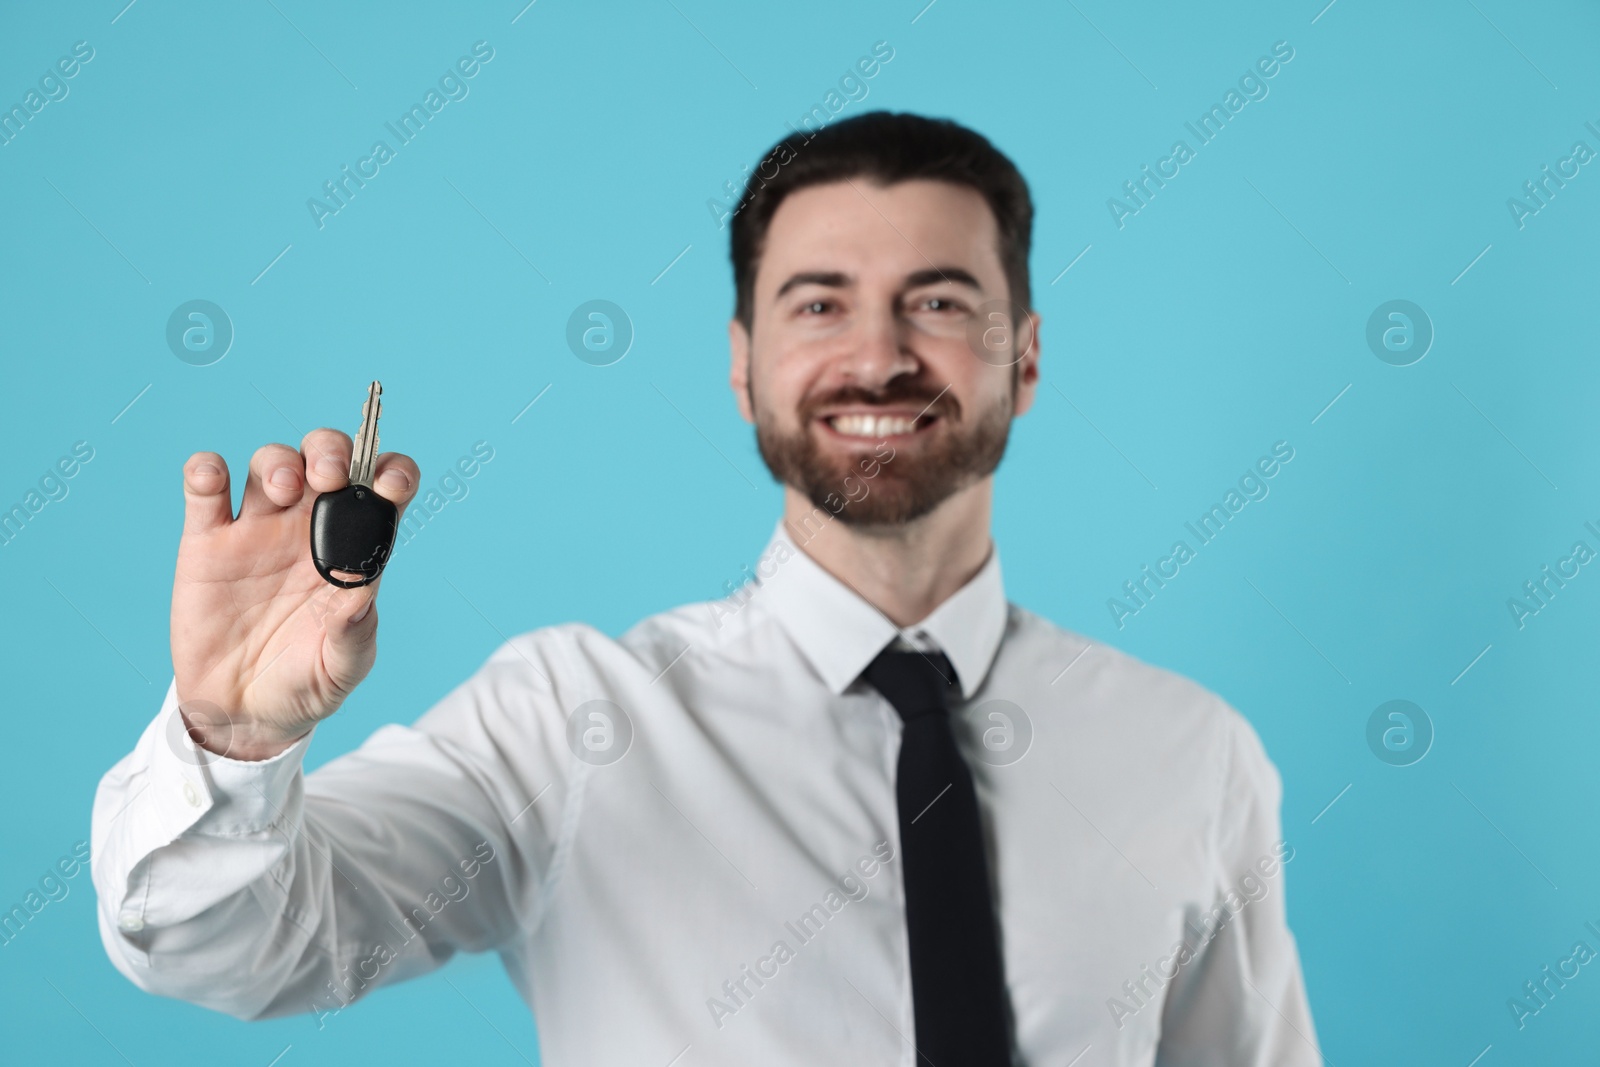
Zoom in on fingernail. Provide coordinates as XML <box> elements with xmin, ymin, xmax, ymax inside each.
<box><xmin>378</xmin><ymin>468</ymin><xmax>411</xmax><ymax>494</ymax></box>
<box><xmin>193</xmin><ymin>462</ymin><xmax>220</xmax><ymax>478</ymax></box>
<box><xmin>316</xmin><ymin>454</ymin><xmax>344</xmax><ymax>480</ymax></box>
<box><xmin>270</xmin><ymin>467</ymin><xmax>299</xmax><ymax>490</ymax></box>
<box><xmin>352</xmin><ymin>596</ymin><xmax>373</xmax><ymax>623</ymax></box>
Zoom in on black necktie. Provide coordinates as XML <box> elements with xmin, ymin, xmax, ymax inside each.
<box><xmin>862</xmin><ymin>648</ymin><xmax>1012</xmax><ymax>1066</ymax></box>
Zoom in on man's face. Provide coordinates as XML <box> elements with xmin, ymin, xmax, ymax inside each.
<box><xmin>730</xmin><ymin>178</ymin><xmax>1040</xmax><ymax>527</ymax></box>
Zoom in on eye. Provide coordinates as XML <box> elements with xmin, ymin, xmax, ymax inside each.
<box><xmin>919</xmin><ymin>296</ymin><xmax>967</xmax><ymax>313</ymax></box>
<box><xmin>798</xmin><ymin>299</ymin><xmax>833</xmax><ymax>315</ymax></box>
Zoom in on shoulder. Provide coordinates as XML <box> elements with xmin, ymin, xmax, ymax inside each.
<box><xmin>465</xmin><ymin>589</ymin><xmax>770</xmax><ymax>695</ymax></box>
<box><xmin>613</xmin><ymin>584</ymin><xmax>783</xmax><ymax>674</ymax></box>
<box><xmin>407</xmin><ymin>621</ymin><xmax>649</xmax><ymax>733</ymax></box>
<box><xmin>1001</xmin><ymin>602</ymin><xmax>1231</xmax><ymax>719</ymax></box>
<box><xmin>998</xmin><ymin>602</ymin><xmax>1271</xmax><ymax>791</ymax></box>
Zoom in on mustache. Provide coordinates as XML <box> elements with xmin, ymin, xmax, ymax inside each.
<box><xmin>800</xmin><ymin>380</ymin><xmax>957</xmax><ymax>421</ymax></box>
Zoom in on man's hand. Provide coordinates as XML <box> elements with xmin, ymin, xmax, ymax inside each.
<box><xmin>170</xmin><ymin>428</ymin><xmax>420</xmax><ymax>761</ymax></box>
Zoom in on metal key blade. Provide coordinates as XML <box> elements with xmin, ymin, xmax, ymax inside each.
<box><xmin>349</xmin><ymin>381</ymin><xmax>382</xmax><ymax>487</ymax></box>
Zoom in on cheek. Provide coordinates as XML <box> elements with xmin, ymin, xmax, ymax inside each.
<box><xmin>747</xmin><ymin>351</ymin><xmax>809</xmax><ymax>427</ymax></box>
<box><xmin>960</xmin><ymin>391</ymin><xmax>1009</xmax><ymax>429</ymax></box>
<box><xmin>757</xmin><ymin>339</ymin><xmax>839</xmax><ymax>418</ymax></box>
<box><xmin>925</xmin><ymin>340</ymin><xmax>1004</xmax><ymax>415</ymax></box>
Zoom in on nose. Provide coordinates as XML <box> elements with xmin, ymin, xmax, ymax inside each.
<box><xmin>839</xmin><ymin>304</ymin><xmax>918</xmax><ymax>389</ymax></box>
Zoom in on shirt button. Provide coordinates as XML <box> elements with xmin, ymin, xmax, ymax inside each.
<box><xmin>117</xmin><ymin>911</ymin><xmax>144</xmax><ymax>933</ymax></box>
<box><xmin>182</xmin><ymin>780</ymin><xmax>201</xmax><ymax>808</ymax></box>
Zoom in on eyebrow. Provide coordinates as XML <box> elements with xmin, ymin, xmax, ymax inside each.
<box><xmin>904</xmin><ymin>267</ymin><xmax>983</xmax><ymax>291</ymax></box>
<box><xmin>774</xmin><ymin>271</ymin><xmax>849</xmax><ymax>298</ymax></box>
<box><xmin>773</xmin><ymin>266</ymin><xmax>985</xmax><ymax>299</ymax></box>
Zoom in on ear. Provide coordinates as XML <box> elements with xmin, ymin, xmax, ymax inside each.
<box><xmin>1012</xmin><ymin>310</ymin><xmax>1042</xmax><ymax>417</ymax></box>
<box><xmin>729</xmin><ymin>318</ymin><xmax>755</xmax><ymax>424</ymax></box>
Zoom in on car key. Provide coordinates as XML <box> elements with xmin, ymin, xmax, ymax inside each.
<box><xmin>309</xmin><ymin>381</ymin><xmax>398</xmax><ymax>589</ymax></box>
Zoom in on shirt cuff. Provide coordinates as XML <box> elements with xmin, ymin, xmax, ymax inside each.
<box><xmin>136</xmin><ymin>679</ymin><xmax>319</xmax><ymax>851</ymax></box>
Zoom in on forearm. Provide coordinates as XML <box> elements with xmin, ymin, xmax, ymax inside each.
<box><xmin>92</xmin><ymin>680</ymin><xmax>527</xmax><ymax>1021</ymax></box>
<box><xmin>92</xmin><ymin>683</ymin><xmax>327</xmax><ymax>1017</ymax></box>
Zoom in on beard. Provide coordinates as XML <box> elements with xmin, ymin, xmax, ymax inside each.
<box><xmin>753</xmin><ymin>373</ymin><xmax>1014</xmax><ymax>527</ymax></box>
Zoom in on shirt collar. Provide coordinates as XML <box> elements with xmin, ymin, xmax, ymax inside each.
<box><xmin>753</xmin><ymin>518</ymin><xmax>1008</xmax><ymax>700</ymax></box>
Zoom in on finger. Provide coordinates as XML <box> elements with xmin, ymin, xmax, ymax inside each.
<box><xmin>239</xmin><ymin>443</ymin><xmax>305</xmax><ymax>517</ymax></box>
<box><xmin>371</xmin><ymin>453</ymin><xmax>421</xmax><ymax>513</ymax></box>
<box><xmin>182</xmin><ymin>452</ymin><xmax>234</xmax><ymax>535</ymax></box>
<box><xmin>322</xmin><ymin>580</ymin><xmax>380</xmax><ymax>688</ymax></box>
<box><xmin>301</xmin><ymin>428</ymin><xmax>354</xmax><ymax>494</ymax></box>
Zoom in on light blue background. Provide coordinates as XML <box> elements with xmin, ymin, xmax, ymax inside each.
<box><xmin>2</xmin><ymin>0</ymin><xmax>1598</xmax><ymax>1063</ymax></box>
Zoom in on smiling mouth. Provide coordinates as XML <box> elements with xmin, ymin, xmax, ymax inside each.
<box><xmin>820</xmin><ymin>412</ymin><xmax>938</xmax><ymax>438</ymax></box>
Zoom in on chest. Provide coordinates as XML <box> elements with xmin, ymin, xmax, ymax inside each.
<box><xmin>516</xmin><ymin>677</ymin><xmax>1222</xmax><ymax>1065</ymax></box>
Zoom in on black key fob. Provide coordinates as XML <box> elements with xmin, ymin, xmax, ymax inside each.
<box><xmin>310</xmin><ymin>484</ymin><xmax>397</xmax><ymax>588</ymax></box>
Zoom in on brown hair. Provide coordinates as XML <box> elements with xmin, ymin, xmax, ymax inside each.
<box><xmin>729</xmin><ymin>111</ymin><xmax>1034</xmax><ymax>331</ymax></box>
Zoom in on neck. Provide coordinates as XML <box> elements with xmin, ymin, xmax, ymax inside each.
<box><xmin>781</xmin><ymin>478</ymin><xmax>994</xmax><ymax>627</ymax></box>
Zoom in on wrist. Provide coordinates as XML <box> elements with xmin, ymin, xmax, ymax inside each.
<box><xmin>216</xmin><ymin>731</ymin><xmax>309</xmax><ymax>762</ymax></box>
<box><xmin>177</xmin><ymin>700</ymin><xmax>312</xmax><ymax>762</ymax></box>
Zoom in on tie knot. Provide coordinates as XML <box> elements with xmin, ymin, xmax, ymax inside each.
<box><xmin>861</xmin><ymin>648</ymin><xmax>959</xmax><ymax>723</ymax></box>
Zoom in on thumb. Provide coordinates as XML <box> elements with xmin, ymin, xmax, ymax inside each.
<box><xmin>347</xmin><ymin>584</ymin><xmax>378</xmax><ymax>625</ymax></box>
<box><xmin>322</xmin><ymin>582</ymin><xmax>380</xmax><ymax>687</ymax></box>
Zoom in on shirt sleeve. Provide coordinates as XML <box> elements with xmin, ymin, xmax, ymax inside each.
<box><xmin>90</xmin><ymin>633</ymin><xmax>578</xmax><ymax>1022</ymax></box>
<box><xmin>1153</xmin><ymin>703</ymin><xmax>1321</xmax><ymax>1067</ymax></box>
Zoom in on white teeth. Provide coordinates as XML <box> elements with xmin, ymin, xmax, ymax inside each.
<box><xmin>828</xmin><ymin>414</ymin><xmax>919</xmax><ymax>437</ymax></box>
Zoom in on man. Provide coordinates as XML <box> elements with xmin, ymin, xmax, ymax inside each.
<box><xmin>92</xmin><ymin>111</ymin><xmax>1319</xmax><ymax>1065</ymax></box>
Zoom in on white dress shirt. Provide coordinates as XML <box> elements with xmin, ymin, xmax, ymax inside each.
<box><xmin>92</xmin><ymin>520</ymin><xmax>1320</xmax><ymax>1066</ymax></box>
